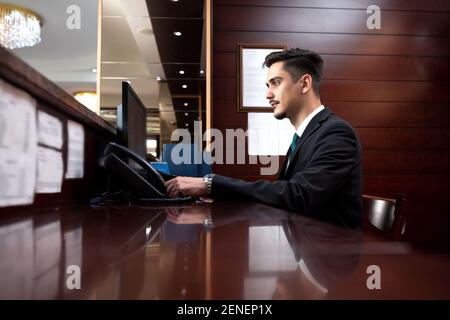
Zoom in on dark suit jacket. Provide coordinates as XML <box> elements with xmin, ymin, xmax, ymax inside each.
<box><xmin>211</xmin><ymin>107</ymin><xmax>363</xmax><ymax>229</ymax></box>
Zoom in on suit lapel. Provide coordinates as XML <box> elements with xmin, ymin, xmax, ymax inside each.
<box><xmin>278</xmin><ymin>148</ymin><xmax>291</xmax><ymax>180</ymax></box>
<box><xmin>282</xmin><ymin>108</ymin><xmax>333</xmax><ymax>178</ymax></box>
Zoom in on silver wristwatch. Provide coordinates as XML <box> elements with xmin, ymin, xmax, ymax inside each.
<box><xmin>204</xmin><ymin>174</ymin><xmax>215</xmax><ymax>195</ymax></box>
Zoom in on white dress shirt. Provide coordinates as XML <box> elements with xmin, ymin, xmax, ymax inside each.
<box><xmin>285</xmin><ymin>105</ymin><xmax>325</xmax><ymax>172</ymax></box>
<box><xmin>295</xmin><ymin>104</ymin><xmax>325</xmax><ymax>138</ymax></box>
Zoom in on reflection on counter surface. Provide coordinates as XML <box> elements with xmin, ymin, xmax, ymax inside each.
<box><xmin>0</xmin><ymin>202</ymin><xmax>449</xmax><ymax>299</ymax></box>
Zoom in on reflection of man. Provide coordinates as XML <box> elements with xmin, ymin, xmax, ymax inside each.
<box><xmin>166</xmin><ymin>48</ymin><xmax>363</xmax><ymax>228</ymax></box>
<box><xmin>273</xmin><ymin>217</ymin><xmax>362</xmax><ymax>299</ymax></box>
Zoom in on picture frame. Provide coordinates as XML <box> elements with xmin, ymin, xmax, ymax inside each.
<box><xmin>237</xmin><ymin>43</ymin><xmax>287</xmax><ymax>112</ymax></box>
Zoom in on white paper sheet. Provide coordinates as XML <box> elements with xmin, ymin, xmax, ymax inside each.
<box><xmin>37</xmin><ymin>146</ymin><xmax>64</xmax><ymax>193</ymax></box>
<box><xmin>0</xmin><ymin>79</ymin><xmax>37</xmax><ymax>207</ymax></box>
<box><xmin>242</xmin><ymin>48</ymin><xmax>283</xmax><ymax>108</ymax></box>
<box><xmin>248</xmin><ymin>113</ymin><xmax>295</xmax><ymax>155</ymax></box>
<box><xmin>65</xmin><ymin>120</ymin><xmax>85</xmax><ymax>179</ymax></box>
<box><xmin>38</xmin><ymin>111</ymin><xmax>63</xmax><ymax>150</ymax></box>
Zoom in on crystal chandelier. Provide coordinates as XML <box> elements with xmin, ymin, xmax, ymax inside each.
<box><xmin>0</xmin><ymin>4</ymin><xmax>42</xmax><ymax>50</ymax></box>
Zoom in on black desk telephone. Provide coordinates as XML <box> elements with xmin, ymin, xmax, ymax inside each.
<box><xmin>92</xmin><ymin>142</ymin><xmax>193</xmax><ymax>204</ymax></box>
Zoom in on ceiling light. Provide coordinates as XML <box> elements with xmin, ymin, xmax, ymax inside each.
<box><xmin>185</xmin><ymin>113</ymin><xmax>188</xmax><ymax>116</ymax></box>
<box><xmin>182</xmin><ymin>84</ymin><xmax>187</xmax><ymax>89</ymax></box>
<box><xmin>0</xmin><ymin>5</ymin><xmax>42</xmax><ymax>49</ymax></box>
<box><xmin>185</xmin><ymin>123</ymin><xmax>189</xmax><ymax>127</ymax></box>
<box><xmin>92</xmin><ymin>68</ymin><xmax>97</xmax><ymax>73</ymax></box>
<box><xmin>179</xmin><ymin>70</ymin><xmax>185</xmax><ymax>75</ymax></box>
<box><xmin>171</xmin><ymin>0</ymin><xmax>179</xmax><ymax>2</ymax></box>
<box><xmin>173</xmin><ymin>31</ymin><xmax>182</xmax><ymax>37</ymax></box>
<box><xmin>138</xmin><ymin>28</ymin><xmax>153</xmax><ymax>35</ymax></box>
<box><xmin>156</xmin><ymin>76</ymin><xmax>161</xmax><ymax>81</ymax></box>
<box><xmin>74</xmin><ymin>92</ymin><xmax>97</xmax><ymax>112</ymax></box>
<box><xmin>200</xmin><ymin>70</ymin><xmax>204</xmax><ymax>74</ymax></box>
<box><xmin>184</xmin><ymin>102</ymin><xmax>188</xmax><ymax>106</ymax></box>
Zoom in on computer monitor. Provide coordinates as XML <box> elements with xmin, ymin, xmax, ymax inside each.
<box><xmin>117</xmin><ymin>82</ymin><xmax>147</xmax><ymax>159</ymax></box>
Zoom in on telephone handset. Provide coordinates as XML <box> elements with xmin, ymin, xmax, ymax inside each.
<box><xmin>96</xmin><ymin>142</ymin><xmax>193</xmax><ymax>203</ymax></box>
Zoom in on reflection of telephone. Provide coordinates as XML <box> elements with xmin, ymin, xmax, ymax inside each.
<box><xmin>93</xmin><ymin>142</ymin><xmax>193</xmax><ymax>204</ymax></box>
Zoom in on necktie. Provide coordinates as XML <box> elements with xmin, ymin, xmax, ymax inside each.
<box><xmin>286</xmin><ymin>133</ymin><xmax>300</xmax><ymax>172</ymax></box>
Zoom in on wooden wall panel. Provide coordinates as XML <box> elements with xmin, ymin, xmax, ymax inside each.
<box><xmin>214</xmin><ymin>6</ymin><xmax>450</xmax><ymax>36</ymax></box>
<box><xmin>215</xmin><ymin>52</ymin><xmax>450</xmax><ymax>81</ymax></box>
<box><xmin>214</xmin><ymin>78</ymin><xmax>450</xmax><ymax>102</ymax></box>
<box><xmin>214</xmin><ymin>100</ymin><xmax>450</xmax><ymax>128</ymax></box>
<box><xmin>212</xmin><ymin>0</ymin><xmax>450</xmax><ymax>249</ymax></box>
<box><xmin>215</xmin><ymin>0</ymin><xmax>450</xmax><ymax>12</ymax></box>
<box><xmin>215</xmin><ymin>31</ymin><xmax>450</xmax><ymax>56</ymax></box>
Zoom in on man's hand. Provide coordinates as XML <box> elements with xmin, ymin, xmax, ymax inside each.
<box><xmin>165</xmin><ymin>176</ymin><xmax>206</xmax><ymax>198</ymax></box>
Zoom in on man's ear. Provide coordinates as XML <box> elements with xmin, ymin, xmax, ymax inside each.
<box><xmin>300</xmin><ymin>74</ymin><xmax>313</xmax><ymax>94</ymax></box>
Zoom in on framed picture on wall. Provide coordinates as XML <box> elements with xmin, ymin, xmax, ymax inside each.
<box><xmin>237</xmin><ymin>43</ymin><xmax>287</xmax><ymax>112</ymax></box>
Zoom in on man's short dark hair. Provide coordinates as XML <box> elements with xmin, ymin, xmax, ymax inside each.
<box><xmin>264</xmin><ymin>48</ymin><xmax>324</xmax><ymax>94</ymax></box>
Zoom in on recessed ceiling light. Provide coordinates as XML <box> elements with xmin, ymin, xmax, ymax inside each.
<box><xmin>92</xmin><ymin>68</ymin><xmax>97</xmax><ymax>73</ymax></box>
<box><xmin>182</xmin><ymin>84</ymin><xmax>187</xmax><ymax>89</ymax></box>
<box><xmin>156</xmin><ymin>76</ymin><xmax>161</xmax><ymax>81</ymax></box>
<box><xmin>184</xmin><ymin>102</ymin><xmax>188</xmax><ymax>106</ymax></box>
<box><xmin>185</xmin><ymin>113</ymin><xmax>188</xmax><ymax>116</ymax></box>
<box><xmin>171</xmin><ymin>0</ymin><xmax>179</xmax><ymax>2</ymax></box>
<box><xmin>185</xmin><ymin>123</ymin><xmax>189</xmax><ymax>127</ymax></box>
<box><xmin>173</xmin><ymin>31</ymin><xmax>182</xmax><ymax>36</ymax></box>
<box><xmin>200</xmin><ymin>70</ymin><xmax>204</xmax><ymax>74</ymax></box>
<box><xmin>138</xmin><ymin>28</ymin><xmax>153</xmax><ymax>35</ymax></box>
<box><xmin>179</xmin><ymin>70</ymin><xmax>185</xmax><ymax>75</ymax></box>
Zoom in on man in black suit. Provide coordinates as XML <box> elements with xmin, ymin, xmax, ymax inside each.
<box><xmin>166</xmin><ymin>48</ymin><xmax>363</xmax><ymax>228</ymax></box>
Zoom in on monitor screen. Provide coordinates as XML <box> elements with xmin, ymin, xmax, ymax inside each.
<box><xmin>117</xmin><ymin>82</ymin><xmax>147</xmax><ymax>159</ymax></box>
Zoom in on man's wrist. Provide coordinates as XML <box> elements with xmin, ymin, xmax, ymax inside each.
<box><xmin>203</xmin><ymin>174</ymin><xmax>215</xmax><ymax>195</ymax></box>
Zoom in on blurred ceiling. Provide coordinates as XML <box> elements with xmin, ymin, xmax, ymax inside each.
<box><xmin>11</xmin><ymin>0</ymin><xmax>98</xmax><ymax>94</ymax></box>
<box><xmin>146</xmin><ymin>0</ymin><xmax>206</xmax><ymax>136</ymax></box>
<box><xmin>8</xmin><ymin>0</ymin><xmax>206</xmax><ymax>139</ymax></box>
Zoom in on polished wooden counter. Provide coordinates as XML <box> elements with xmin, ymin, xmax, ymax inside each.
<box><xmin>0</xmin><ymin>45</ymin><xmax>117</xmax><ymax>211</ymax></box>
<box><xmin>0</xmin><ymin>201</ymin><xmax>448</xmax><ymax>300</ymax></box>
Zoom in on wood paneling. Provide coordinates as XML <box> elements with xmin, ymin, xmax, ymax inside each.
<box><xmin>212</xmin><ymin>150</ymin><xmax>450</xmax><ymax>176</ymax></box>
<box><xmin>215</xmin><ymin>31</ymin><xmax>450</xmax><ymax>56</ymax></box>
<box><xmin>214</xmin><ymin>78</ymin><xmax>450</xmax><ymax>102</ymax></box>
<box><xmin>214</xmin><ymin>100</ymin><xmax>450</xmax><ymax>128</ymax></box>
<box><xmin>356</xmin><ymin>128</ymin><xmax>450</xmax><ymax>149</ymax></box>
<box><xmin>326</xmin><ymin>102</ymin><xmax>450</xmax><ymax>128</ymax></box>
<box><xmin>215</xmin><ymin>52</ymin><xmax>450</xmax><ymax>81</ymax></box>
<box><xmin>212</xmin><ymin>0</ymin><xmax>450</xmax><ymax>249</ymax></box>
<box><xmin>215</xmin><ymin>0</ymin><xmax>450</xmax><ymax>12</ymax></box>
<box><xmin>214</xmin><ymin>6</ymin><xmax>450</xmax><ymax>36</ymax></box>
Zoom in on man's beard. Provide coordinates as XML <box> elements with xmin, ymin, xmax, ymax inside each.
<box><xmin>274</xmin><ymin>110</ymin><xmax>287</xmax><ymax>120</ymax></box>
